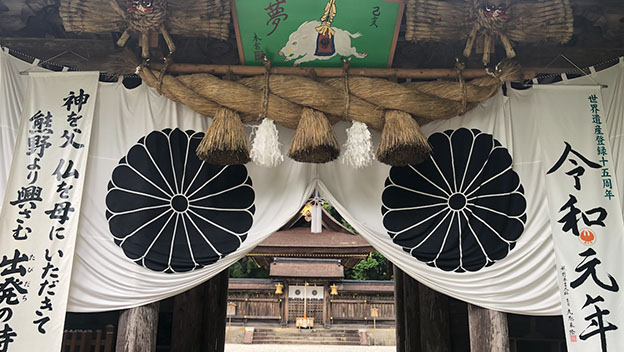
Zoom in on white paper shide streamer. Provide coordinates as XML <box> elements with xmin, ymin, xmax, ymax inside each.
<box><xmin>250</xmin><ymin>118</ymin><xmax>284</xmax><ymax>167</ymax></box>
<box><xmin>340</xmin><ymin>121</ymin><xmax>374</xmax><ymax>168</ymax></box>
<box><xmin>311</xmin><ymin>203</ymin><xmax>322</xmax><ymax>233</ymax></box>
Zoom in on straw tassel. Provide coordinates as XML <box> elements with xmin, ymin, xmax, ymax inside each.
<box><xmin>376</xmin><ymin>110</ymin><xmax>431</xmax><ymax>166</ymax></box>
<box><xmin>196</xmin><ymin>107</ymin><xmax>250</xmax><ymax>165</ymax></box>
<box><xmin>250</xmin><ymin>57</ymin><xmax>284</xmax><ymax>167</ymax></box>
<box><xmin>288</xmin><ymin>108</ymin><xmax>339</xmax><ymax>163</ymax></box>
<box><xmin>340</xmin><ymin>121</ymin><xmax>374</xmax><ymax>168</ymax></box>
<box><xmin>250</xmin><ymin>118</ymin><xmax>284</xmax><ymax>167</ymax></box>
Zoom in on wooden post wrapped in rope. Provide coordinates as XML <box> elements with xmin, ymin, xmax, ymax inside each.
<box><xmin>289</xmin><ymin>108</ymin><xmax>339</xmax><ymax>163</ymax></box>
<box><xmin>376</xmin><ymin>110</ymin><xmax>431</xmax><ymax>166</ymax></box>
<box><xmin>196</xmin><ymin>108</ymin><xmax>250</xmax><ymax>165</ymax></box>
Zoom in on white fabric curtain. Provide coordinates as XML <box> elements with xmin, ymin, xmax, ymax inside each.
<box><xmin>319</xmin><ymin>92</ymin><xmax>560</xmax><ymax>315</ymax></box>
<box><xmin>68</xmin><ymin>80</ymin><xmax>315</xmax><ymax>311</ymax></box>
<box><xmin>0</xmin><ymin>48</ymin><xmax>35</xmax><ymax>212</ymax></box>
<box><xmin>2</xmin><ymin>48</ymin><xmax>624</xmax><ymax>315</ymax></box>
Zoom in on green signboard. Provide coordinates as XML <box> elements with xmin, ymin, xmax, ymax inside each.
<box><xmin>232</xmin><ymin>0</ymin><xmax>404</xmax><ymax>67</ymax></box>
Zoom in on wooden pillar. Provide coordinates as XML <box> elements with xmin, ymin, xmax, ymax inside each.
<box><xmin>171</xmin><ymin>283</ymin><xmax>206</xmax><ymax>352</ymax></box>
<box><xmin>402</xmin><ymin>271</ymin><xmax>421</xmax><ymax>352</ymax></box>
<box><xmin>468</xmin><ymin>304</ymin><xmax>510</xmax><ymax>352</ymax></box>
<box><xmin>202</xmin><ymin>269</ymin><xmax>229</xmax><ymax>352</ymax></box>
<box><xmin>323</xmin><ymin>283</ymin><xmax>330</xmax><ymax>328</ymax></box>
<box><xmin>116</xmin><ymin>302</ymin><xmax>160</xmax><ymax>352</ymax></box>
<box><xmin>419</xmin><ymin>283</ymin><xmax>451</xmax><ymax>352</ymax></box>
<box><xmin>283</xmin><ymin>283</ymin><xmax>289</xmax><ymax>327</ymax></box>
<box><xmin>393</xmin><ymin>265</ymin><xmax>406</xmax><ymax>352</ymax></box>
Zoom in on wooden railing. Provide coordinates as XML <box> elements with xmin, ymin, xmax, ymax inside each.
<box><xmin>61</xmin><ymin>325</ymin><xmax>114</xmax><ymax>352</ymax></box>
<box><xmin>227</xmin><ymin>295</ymin><xmax>283</xmax><ymax>323</ymax></box>
<box><xmin>329</xmin><ymin>296</ymin><xmax>395</xmax><ymax>325</ymax></box>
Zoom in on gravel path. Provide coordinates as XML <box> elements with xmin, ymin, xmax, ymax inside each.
<box><xmin>225</xmin><ymin>344</ymin><xmax>395</xmax><ymax>352</ymax></box>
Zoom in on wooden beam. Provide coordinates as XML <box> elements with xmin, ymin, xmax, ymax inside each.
<box><xmin>393</xmin><ymin>265</ymin><xmax>406</xmax><ymax>352</ymax></box>
<box><xmin>468</xmin><ymin>304</ymin><xmax>510</xmax><ymax>352</ymax></box>
<box><xmin>402</xmin><ymin>271</ymin><xmax>421</xmax><ymax>352</ymax></box>
<box><xmin>171</xmin><ymin>283</ymin><xmax>206</xmax><ymax>352</ymax></box>
<box><xmin>150</xmin><ymin>62</ymin><xmax>535</xmax><ymax>80</ymax></box>
<box><xmin>419</xmin><ymin>283</ymin><xmax>451</xmax><ymax>352</ymax></box>
<box><xmin>116</xmin><ymin>302</ymin><xmax>160</xmax><ymax>352</ymax></box>
<box><xmin>2</xmin><ymin>37</ymin><xmax>623</xmax><ymax>76</ymax></box>
<box><xmin>202</xmin><ymin>269</ymin><xmax>229</xmax><ymax>352</ymax></box>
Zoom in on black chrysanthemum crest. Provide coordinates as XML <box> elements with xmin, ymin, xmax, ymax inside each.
<box><xmin>382</xmin><ymin>128</ymin><xmax>526</xmax><ymax>273</ymax></box>
<box><xmin>105</xmin><ymin>128</ymin><xmax>255</xmax><ymax>273</ymax></box>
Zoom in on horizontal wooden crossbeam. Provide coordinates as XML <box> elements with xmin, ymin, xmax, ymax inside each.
<box><xmin>150</xmin><ymin>62</ymin><xmax>537</xmax><ymax>80</ymax></box>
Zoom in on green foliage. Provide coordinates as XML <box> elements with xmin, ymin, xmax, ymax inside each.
<box><xmin>346</xmin><ymin>252</ymin><xmax>389</xmax><ymax>281</ymax></box>
<box><xmin>229</xmin><ymin>258</ymin><xmax>269</xmax><ymax>278</ymax></box>
<box><xmin>322</xmin><ymin>203</ymin><xmax>356</xmax><ymax>233</ymax></box>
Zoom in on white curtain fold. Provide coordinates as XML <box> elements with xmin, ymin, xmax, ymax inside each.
<box><xmin>1</xmin><ymin>49</ymin><xmax>624</xmax><ymax>316</ymax></box>
<box><xmin>318</xmin><ymin>93</ymin><xmax>560</xmax><ymax>315</ymax></box>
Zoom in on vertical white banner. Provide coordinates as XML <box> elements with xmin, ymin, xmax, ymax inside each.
<box><xmin>0</xmin><ymin>72</ymin><xmax>98</xmax><ymax>351</ymax></box>
<box><xmin>535</xmin><ymin>85</ymin><xmax>624</xmax><ymax>352</ymax></box>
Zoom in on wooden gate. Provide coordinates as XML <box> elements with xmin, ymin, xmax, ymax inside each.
<box><xmin>288</xmin><ymin>298</ymin><xmax>324</xmax><ymax>324</ymax></box>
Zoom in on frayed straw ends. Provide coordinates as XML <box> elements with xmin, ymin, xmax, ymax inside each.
<box><xmin>376</xmin><ymin>110</ymin><xmax>431</xmax><ymax>166</ymax></box>
<box><xmin>196</xmin><ymin>108</ymin><xmax>250</xmax><ymax>165</ymax></box>
<box><xmin>288</xmin><ymin>108</ymin><xmax>339</xmax><ymax>163</ymax></box>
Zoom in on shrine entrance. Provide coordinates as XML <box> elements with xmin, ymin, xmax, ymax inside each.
<box><xmin>286</xmin><ymin>281</ymin><xmax>326</xmax><ymax>327</ymax></box>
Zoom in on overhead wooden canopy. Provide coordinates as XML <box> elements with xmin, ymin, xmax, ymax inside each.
<box><xmin>0</xmin><ymin>0</ymin><xmax>622</xmax><ymax>75</ymax></box>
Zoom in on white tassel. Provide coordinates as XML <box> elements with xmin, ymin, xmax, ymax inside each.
<box><xmin>311</xmin><ymin>203</ymin><xmax>322</xmax><ymax>233</ymax></box>
<box><xmin>340</xmin><ymin>121</ymin><xmax>374</xmax><ymax>168</ymax></box>
<box><xmin>250</xmin><ymin>118</ymin><xmax>284</xmax><ymax>167</ymax></box>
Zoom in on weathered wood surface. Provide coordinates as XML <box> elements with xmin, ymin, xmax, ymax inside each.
<box><xmin>3</xmin><ymin>37</ymin><xmax>624</xmax><ymax>78</ymax></box>
<box><xmin>150</xmin><ymin>62</ymin><xmax>536</xmax><ymax>79</ymax></box>
<box><xmin>419</xmin><ymin>283</ymin><xmax>452</xmax><ymax>352</ymax></box>
<box><xmin>394</xmin><ymin>265</ymin><xmax>406</xmax><ymax>352</ymax></box>
<box><xmin>329</xmin><ymin>295</ymin><xmax>395</xmax><ymax>322</ymax></box>
<box><xmin>116</xmin><ymin>302</ymin><xmax>159</xmax><ymax>352</ymax></box>
<box><xmin>468</xmin><ymin>304</ymin><xmax>510</xmax><ymax>352</ymax></box>
<box><xmin>202</xmin><ymin>269</ymin><xmax>229</xmax><ymax>352</ymax></box>
<box><xmin>402</xmin><ymin>271</ymin><xmax>421</xmax><ymax>352</ymax></box>
<box><xmin>228</xmin><ymin>293</ymin><xmax>282</xmax><ymax>321</ymax></box>
<box><xmin>61</xmin><ymin>326</ymin><xmax>114</xmax><ymax>352</ymax></box>
<box><xmin>171</xmin><ymin>283</ymin><xmax>206</xmax><ymax>352</ymax></box>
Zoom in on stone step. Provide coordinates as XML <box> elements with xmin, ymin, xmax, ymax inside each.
<box><xmin>251</xmin><ymin>328</ymin><xmax>364</xmax><ymax>346</ymax></box>
<box><xmin>254</xmin><ymin>329</ymin><xmax>358</xmax><ymax>333</ymax></box>
<box><xmin>253</xmin><ymin>332</ymin><xmax>360</xmax><ymax>337</ymax></box>
<box><xmin>253</xmin><ymin>335</ymin><xmax>360</xmax><ymax>340</ymax></box>
<box><xmin>252</xmin><ymin>339</ymin><xmax>360</xmax><ymax>345</ymax></box>
<box><xmin>253</xmin><ymin>338</ymin><xmax>360</xmax><ymax>344</ymax></box>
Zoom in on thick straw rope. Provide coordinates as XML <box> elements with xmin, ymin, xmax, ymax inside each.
<box><xmin>137</xmin><ymin>60</ymin><xmax>523</xmax><ymax>131</ymax></box>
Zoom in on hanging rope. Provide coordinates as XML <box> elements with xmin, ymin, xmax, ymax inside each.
<box><xmin>261</xmin><ymin>57</ymin><xmax>272</xmax><ymax>119</ymax></box>
<box><xmin>455</xmin><ymin>59</ymin><xmax>468</xmax><ymax>115</ymax></box>
<box><xmin>342</xmin><ymin>57</ymin><xmax>351</xmax><ymax>120</ymax></box>
<box><xmin>250</xmin><ymin>57</ymin><xmax>285</xmax><ymax>167</ymax></box>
